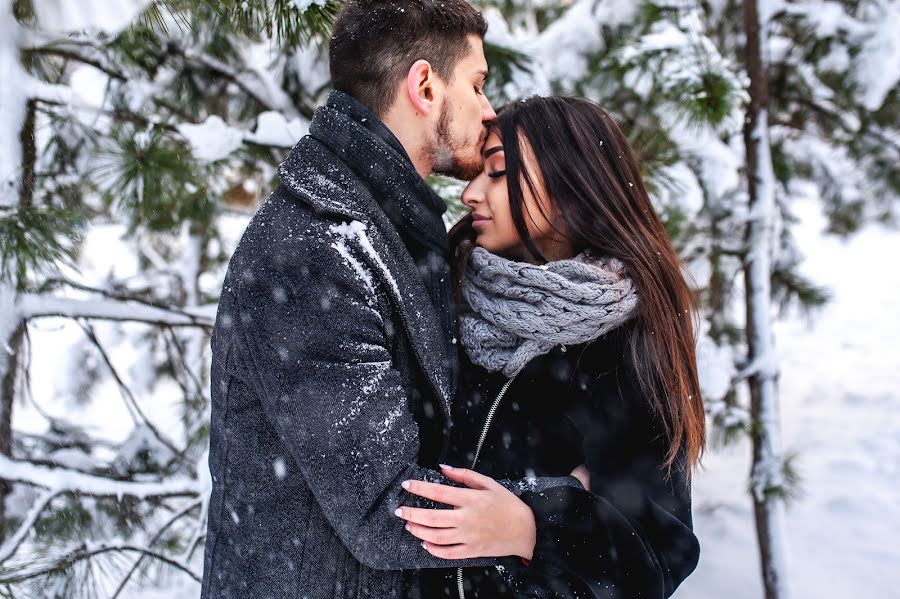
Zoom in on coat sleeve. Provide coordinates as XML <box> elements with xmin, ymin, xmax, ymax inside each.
<box><xmin>503</xmin><ymin>368</ymin><xmax>700</xmax><ymax>598</ymax></box>
<box><xmin>231</xmin><ymin>242</ymin><xmax>579</xmax><ymax>571</ymax></box>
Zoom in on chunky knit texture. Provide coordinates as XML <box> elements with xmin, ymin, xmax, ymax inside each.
<box><xmin>460</xmin><ymin>247</ymin><xmax>639</xmax><ymax>377</ymax></box>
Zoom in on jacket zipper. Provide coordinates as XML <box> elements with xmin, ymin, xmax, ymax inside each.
<box><xmin>457</xmin><ymin>374</ymin><xmax>517</xmax><ymax>599</ymax></box>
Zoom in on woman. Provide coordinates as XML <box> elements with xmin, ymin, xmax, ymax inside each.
<box><xmin>395</xmin><ymin>96</ymin><xmax>704</xmax><ymax>598</ymax></box>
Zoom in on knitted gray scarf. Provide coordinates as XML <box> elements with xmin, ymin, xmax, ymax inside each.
<box><xmin>460</xmin><ymin>247</ymin><xmax>639</xmax><ymax>377</ymax></box>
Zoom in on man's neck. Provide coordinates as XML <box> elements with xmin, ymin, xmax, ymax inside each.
<box><xmin>381</xmin><ymin>111</ymin><xmax>433</xmax><ymax>180</ymax></box>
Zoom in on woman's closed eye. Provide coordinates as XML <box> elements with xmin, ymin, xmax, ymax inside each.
<box><xmin>488</xmin><ymin>170</ymin><xmax>506</xmax><ymax>179</ymax></box>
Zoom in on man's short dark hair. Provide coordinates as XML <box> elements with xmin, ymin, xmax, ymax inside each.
<box><xmin>330</xmin><ymin>0</ymin><xmax>488</xmax><ymax>117</ymax></box>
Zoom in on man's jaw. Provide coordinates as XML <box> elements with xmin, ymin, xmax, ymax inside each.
<box><xmin>432</xmin><ymin>143</ymin><xmax>484</xmax><ymax>181</ymax></box>
<box><xmin>432</xmin><ymin>146</ymin><xmax>455</xmax><ymax>175</ymax></box>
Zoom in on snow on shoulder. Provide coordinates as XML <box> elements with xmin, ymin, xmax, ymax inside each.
<box><xmin>328</xmin><ymin>221</ymin><xmax>401</xmax><ymax>298</ymax></box>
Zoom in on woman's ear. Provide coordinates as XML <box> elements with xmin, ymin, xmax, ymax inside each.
<box><xmin>406</xmin><ymin>59</ymin><xmax>437</xmax><ymax>116</ymax></box>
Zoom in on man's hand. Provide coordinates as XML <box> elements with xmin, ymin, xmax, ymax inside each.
<box><xmin>395</xmin><ymin>465</ymin><xmax>537</xmax><ymax>560</ymax></box>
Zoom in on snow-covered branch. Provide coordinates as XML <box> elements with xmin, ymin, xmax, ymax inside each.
<box><xmin>30</xmin><ymin>0</ymin><xmax>155</xmax><ymax>37</ymax></box>
<box><xmin>731</xmin><ymin>352</ymin><xmax>780</xmax><ymax>385</ymax></box>
<box><xmin>0</xmin><ymin>454</ymin><xmax>202</xmax><ymax>499</ymax></box>
<box><xmin>26</xmin><ymin>80</ymin><xmax>73</xmax><ymax>105</ymax></box>
<box><xmin>24</xmin><ymin>43</ymin><xmax>128</xmax><ymax>80</ymax></box>
<box><xmin>17</xmin><ymin>293</ymin><xmax>215</xmax><ymax>327</ymax></box>
<box><xmin>180</xmin><ymin>47</ymin><xmax>301</xmax><ymax>118</ymax></box>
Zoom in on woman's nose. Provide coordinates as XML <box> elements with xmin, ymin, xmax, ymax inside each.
<box><xmin>461</xmin><ymin>180</ymin><xmax>485</xmax><ymax>208</ymax></box>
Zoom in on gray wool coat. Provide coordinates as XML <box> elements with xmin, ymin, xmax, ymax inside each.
<box><xmin>200</xmin><ymin>133</ymin><xmax>580</xmax><ymax>598</ymax></box>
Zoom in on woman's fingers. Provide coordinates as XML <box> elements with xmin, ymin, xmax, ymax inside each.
<box><xmin>569</xmin><ymin>463</ymin><xmax>590</xmax><ymax>491</ymax></box>
<box><xmin>421</xmin><ymin>540</ymin><xmax>471</xmax><ymax>560</ymax></box>
<box><xmin>402</xmin><ymin>479</ymin><xmax>476</xmax><ymax>506</ymax></box>
<box><xmin>394</xmin><ymin>505</ymin><xmax>459</xmax><ymax>528</ymax></box>
<box><xmin>405</xmin><ymin>522</ymin><xmax>463</xmax><ymax>545</ymax></box>
<box><xmin>438</xmin><ymin>464</ymin><xmax>497</xmax><ymax>490</ymax></box>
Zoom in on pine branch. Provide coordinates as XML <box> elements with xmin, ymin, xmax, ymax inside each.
<box><xmin>14</xmin><ymin>431</ymin><xmax>115</xmax><ymax>453</ymax></box>
<box><xmin>34</xmin><ymin>99</ymin><xmax>178</xmax><ymax>138</ymax></box>
<box><xmin>0</xmin><ymin>542</ymin><xmax>201</xmax><ymax>586</ymax></box>
<box><xmin>77</xmin><ymin>322</ymin><xmax>192</xmax><ymax>472</ymax></box>
<box><xmin>0</xmin><ymin>203</ymin><xmax>82</xmax><ymax>284</ymax></box>
<box><xmin>0</xmin><ymin>454</ymin><xmax>201</xmax><ymax>500</ymax></box>
<box><xmin>771</xmin><ymin>266</ymin><xmax>830</xmax><ymax>317</ymax></box>
<box><xmin>11</xmin><ymin>456</ymin><xmax>114</xmax><ymax>481</ymax></box>
<box><xmin>708</xmin><ymin>398</ymin><xmax>751</xmax><ymax>448</ymax></box>
<box><xmin>162</xmin><ymin>326</ymin><xmax>207</xmax><ymax>407</ymax></box>
<box><xmin>0</xmin><ymin>490</ymin><xmax>60</xmax><ymax>563</ymax></box>
<box><xmin>35</xmin><ymin>276</ymin><xmax>185</xmax><ymax>313</ymax></box>
<box><xmin>216</xmin><ymin>0</ymin><xmax>341</xmax><ymax>47</ymax></box>
<box><xmin>180</xmin><ymin>497</ymin><xmax>208</xmax><ymax>563</ymax></box>
<box><xmin>749</xmin><ymin>449</ymin><xmax>803</xmax><ymax>505</ymax></box>
<box><xmin>178</xmin><ymin>45</ymin><xmax>303</xmax><ymax>117</ymax></box>
<box><xmin>17</xmin><ymin>293</ymin><xmax>215</xmax><ymax>327</ymax></box>
<box><xmin>109</xmin><ymin>499</ymin><xmax>202</xmax><ymax>598</ymax></box>
<box><xmin>23</xmin><ymin>44</ymin><xmax>128</xmax><ymax>81</ymax></box>
<box><xmin>779</xmin><ymin>92</ymin><xmax>900</xmax><ymax>157</ymax></box>
<box><xmin>731</xmin><ymin>353</ymin><xmax>778</xmax><ymax>386</ymax></box>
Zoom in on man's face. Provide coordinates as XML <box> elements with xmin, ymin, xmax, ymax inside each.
<box><xmin>430</xmin><ymin>35</ymin><xmax>497</xmax><ymax>181</ymax></box>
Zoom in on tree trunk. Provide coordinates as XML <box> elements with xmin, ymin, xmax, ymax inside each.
<box><xmin>0</xmin><ymin>323</ymin><xmax>24</xmax><ymax>543</ymax></box>
<box><xmin>741</xmin><ymin>1</ymin><xmax>792</xmax><ymax>598</ymax></box>
<box><xmin>0</xmin><ymin>3</ymin><xmax>26</xmax><ymax>542</ymax></box>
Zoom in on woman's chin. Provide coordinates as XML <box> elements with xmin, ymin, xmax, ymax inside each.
<box><xmin>474</xmin><ymin>240</ymin><xmax>502</xmax><ymax>255</ymax></box>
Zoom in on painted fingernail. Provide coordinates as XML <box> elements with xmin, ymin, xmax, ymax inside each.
<box><xmin>405</xmin><ymin>523</ymin><xmax>411</xmax><ymax>531</ymax></box>
<box><xmin>402</xmin><ymin>480</ymin><xmax>411</xmax><ymax>490</ymax></box>
<box><xmin>421</xmin><ymin>541</ymin><xmax>427</xmax><ymax>549</ymax></box>
<box><xmin>439</xmin><ymin>463</ymin><xmax>454</xmax><ymax>470</ymax></box>
<box><xmin>394</xmin><ymin>508</ymin><xmax>403</xmax><ymax>517</ymax></box>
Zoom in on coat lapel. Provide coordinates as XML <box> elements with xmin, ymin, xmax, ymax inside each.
<box><xmin>277</xmin><ymin>137</ymin><xmax>453</xmax><ymax>419</ymax></box>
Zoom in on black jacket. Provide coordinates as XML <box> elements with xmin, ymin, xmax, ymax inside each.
<box><xmin>421</xmin><ymin>324</ymin><xmax>700</xmax><ymax>598</ymax></box>
<box><xmin>201</xmin><ymin>95</ymin><xmax>580</xmax><ymax>599</ymax></box>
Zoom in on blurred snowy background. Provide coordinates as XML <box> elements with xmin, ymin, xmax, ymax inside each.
<box><xmin>1</xmin><ymin>0</ymin><xmax>898</xmax><ymax>597</ymax></box>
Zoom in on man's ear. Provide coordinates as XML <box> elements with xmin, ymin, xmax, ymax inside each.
<box><xmin>406</xmin><ymin>59</ymin><xmax>438</xmax><ymax>115</ymax></box>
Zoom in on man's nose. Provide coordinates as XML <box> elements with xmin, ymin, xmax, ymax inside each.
<box><xmin>481</xmin><ymin>95</ymin><xmax>497</xmax><ymax>123</ymax></box>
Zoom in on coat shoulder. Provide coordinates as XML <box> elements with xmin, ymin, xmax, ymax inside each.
<box><xmin>229</xmin><ymin>187</ymin><xmax>370</xmax><ymax>286</ymax></box>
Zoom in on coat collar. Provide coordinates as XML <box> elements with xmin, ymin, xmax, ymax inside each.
<box><xmin>277</xmin><ymin>135</ymin><xmax>453</xmax><ymax>419</ymax></box>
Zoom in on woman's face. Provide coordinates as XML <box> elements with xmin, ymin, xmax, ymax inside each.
<box><xmin>461</xmin><ymin>131</ymin><xmax>570</xmax><ymax>262</ymax></box>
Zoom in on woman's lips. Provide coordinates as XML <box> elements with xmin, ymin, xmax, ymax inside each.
<box><xmin>471</xmin><ymin>214</ymin><xmax>491</xmax><ymax>229</ymax></box>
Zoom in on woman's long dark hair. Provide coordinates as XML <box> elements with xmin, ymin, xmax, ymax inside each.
<box><xmin>451</xmin><ymin>96</ymin><xmax>705</xmax><ymax>473</ymax></box>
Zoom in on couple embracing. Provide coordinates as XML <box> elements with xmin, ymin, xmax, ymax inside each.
<box><xmin>201</xmin><ymin>1</ymin><xmax>704</xmax><ymax>598</ymax></box>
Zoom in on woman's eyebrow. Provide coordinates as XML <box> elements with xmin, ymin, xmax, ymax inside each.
<box><xmin>483</xmin><ymin>145</ymin><xmax>504</xmax><ymax>158</ymax></box>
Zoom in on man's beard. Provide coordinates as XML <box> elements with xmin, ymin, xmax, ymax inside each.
<box><xmin>429</xmin><ymin>101</ymin><xmax>485</xmax><ymax>181</ymax></box>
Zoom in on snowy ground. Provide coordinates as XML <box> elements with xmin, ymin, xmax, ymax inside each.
<box><xmin>16</xmin><ymin>199</ymin><xmax>899</xmax><ymax>598</ymax></box>
<box><xmin>680</xmin><ymin>198</ymin><xmax>900</xmax><ymax>599</ymax></box>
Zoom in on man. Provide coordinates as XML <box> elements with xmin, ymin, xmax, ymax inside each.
<box><xmin>201</xmin><ymin>2</ymin><xmax>579</xmax><ymax>597</ymax></box>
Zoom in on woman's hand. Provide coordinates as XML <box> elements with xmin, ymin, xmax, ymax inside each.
<box><xmin>395</xmin><ymin>464</ymin><xmax>537</xmax><ymax>560</ymax></box>
<box><xmin>570</xmin><ymin>463</ymin><xmax>590</xmax><ymax>491</ymax></box>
